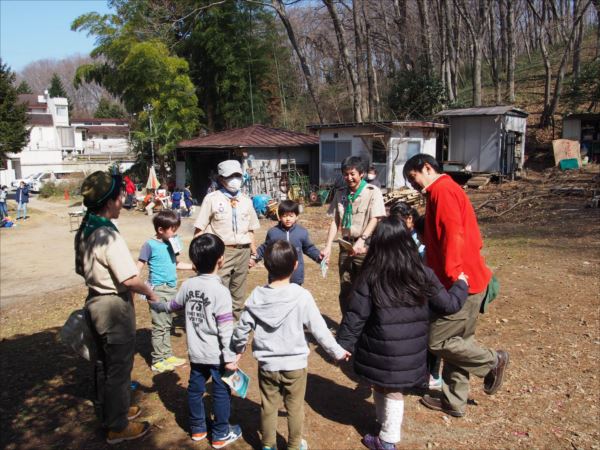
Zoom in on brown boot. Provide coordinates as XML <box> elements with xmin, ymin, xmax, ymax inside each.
<box><xmin>127</xmin><ymin>406</ymin><xmax>142</xmax><ymax>420</ymax></box>
<box><xmin>484</xmin><ymin>350</ymin><xmax>510</xmax><ymax>395</ymax></box>
<box><xmin>106</xmin><ymin>421</ymin><xmax>150</xmax><ymax>444</ymax></box>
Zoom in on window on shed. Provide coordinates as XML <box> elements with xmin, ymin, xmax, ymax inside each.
<box><xmin>407</xmin><ymin>141</ymin><xmax>421</xmax><ymax>159</ymax></box>
<box><xmin>372</xmin><ymin>140</ymin><xmax>387</xmax><ymax>163</ymax></box>
<box><xmin>56</xmin><ymin>106</ymin><xmax>68</xmax><ymax>117</ymax></box>
<box><xmin>322</xmin><ymin>141</ymin><xmax>336</xmax><ymax>162</ymax></box>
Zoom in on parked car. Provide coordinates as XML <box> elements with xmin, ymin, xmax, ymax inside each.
<box><xmin>11</xmin><ymin>172</ymin><xmax>41</xmax><ymax>190</ymax></box>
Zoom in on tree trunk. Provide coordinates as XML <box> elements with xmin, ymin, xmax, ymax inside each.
<box><xmin>392</xmin><ymin>0</ymin><xmax>411</xmax><ymax>70</ymax></box>
<box><xmin>379</xmin><ymin>0</ymin><xmax>396</xmax><ymax>70</ymax></box>
<box><xmin>271</xmin><ymin>0</ymin><xmax>324</xmax><ymax>123</ymax></box>
<box><xmin>454</xmin><ymin>0</ymin><xmax>490</xmax><ymax>106</ymax></box>
<box><xmin>506</xmin><ymin>0</ymin><xmax>516</xmax><ymax>102</ymax></box>
<box><xmin>443</xmin><ymin>0</ymin><xmax>456</xmax><ymax>102</ymax></box>
<box><xmin>499</xmin><ymin>0</ymin><xmax>508</xmax><ymax>73</ymax></box>
<box><xmin>543</xmin><ymin>0</ymin><xmax>593</xmax><ymax>127</ymax></box>
<box><xmin>352</xmin><ymin>0</ymin><xmax>369</xmax><ymax>120</ymax></box>
<box><xmin>361</xmin><ymin>0</ymin><xmax>380</xmax><ymax>120</ymax></box>
<box><xmin>323</xmin><ymin>0</ymin><xmax>363</xmax><ymax>122</ymax></box>
<box><xmin>572</xmin><ymin>2</ymin><xmax>583</xmax><ymax>79</ymax></box>
<box><xmin>488</xmin><ymin>3</ymin><xmax>501</xmax><ymax>104</ymax></box>
<box><xmin>416</xmin><ymin>0</ymin><xmax>434</xmax><ymax>73</ymax></box>
<box><xmin>526</xmin><ymin>0</ymin><xmax>552</xmax><ymax>127</ymax></box>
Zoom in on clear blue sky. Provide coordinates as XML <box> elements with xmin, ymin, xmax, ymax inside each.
<box><xmin>1</xmin><ymin>0</ymin><xmax>112</xmax><ymax>72</ymax></box>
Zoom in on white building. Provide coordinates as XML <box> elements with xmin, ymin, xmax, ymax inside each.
<box><xmin>1</xmin><ymin>92</ymin><xmax>134</xmax><ymax>185</ymax></box>
<box><xmin>307</xmin><ymin>121</ymin><xmax>448</xmax><ymax>189</ymax></box>
<box><xmin>436</xmin><ymin>106</ymin><xmax>528</xmax><ymax>176</ymax></box>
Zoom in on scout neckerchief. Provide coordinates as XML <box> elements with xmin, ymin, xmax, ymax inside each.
<box><xmin>83</xmin><ymin>213</ymin><xmax>119</xmax><ymax>239</ymax></box>
<box><xmin>219</xmin><ymin>188</ymin><xmax>240</xmax><ymax>234</ymax></box>
<box><xmin>342</xmin><ymin>179</ymin><xmax>367</xmax><ymax>229</ymax></box>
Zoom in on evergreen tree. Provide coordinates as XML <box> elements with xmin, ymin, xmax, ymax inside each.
<box><xmin>388</xmin><ymin>70</ymin><xmax>447</xmax><ymax>120</ymax></box>
<box><xmin>94</xmin><ymin>97</ymin><xmax>125</xmax><ymax>118</ymax></box>
<box><xmin>0</xmin><ymin>60</ymin><xmax>30</xmax><ymax>160</ymax></box>
<box><xmin>16</xmin><ymin>80</ymin><xmax>32</xmax><ymax>94</ymax></box>
<box><xmin>48</xmin><ymin>73</ymin><xmax>67</xmax><ymax>98</ymax></box>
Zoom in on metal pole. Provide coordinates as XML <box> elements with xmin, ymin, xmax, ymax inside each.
<box><xmin>144</xmin><ymin>104</ymin><xmax>155</xmax><ymax>167</ymax></box>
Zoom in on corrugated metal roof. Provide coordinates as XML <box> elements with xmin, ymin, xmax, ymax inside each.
<box><xmin>28</xmin><ymin>114</ymin><xmax>53</xmax><ymax>126</ymax></box>
<box><xmin>564</xmin><ymin>113</ymin><xmax>600</xmax><ymax>120</ymax></box>
<box><xmin>307</xmin><ymin>121</ymin><xmax>448</xmax><ymax>130</ymax></box>
<box><xmin>178</xmin><ymin>124</ymin><xmax>319</xmax><ymax>149</ymax></box>
<box><xmin>436</xmin><ymin>106</ymin><xmax>528</xmax><ymax>117</ymax></box>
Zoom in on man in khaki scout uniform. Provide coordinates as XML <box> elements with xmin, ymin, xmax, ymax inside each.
<box><xmin>194</xmin><ymin>160</ymin><xmax>260</xmax><ymax>320</ymax></box>
<box><xmin>321</xmin><ymin>156</ymin><xmax>386</xmax><ymax>316</ymax></box>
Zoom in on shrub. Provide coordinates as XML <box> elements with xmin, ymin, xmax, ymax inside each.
<box><xmin>39</xmin><ymin>181</ymin><xmax>82</xmax><ymax>198</ymax></box>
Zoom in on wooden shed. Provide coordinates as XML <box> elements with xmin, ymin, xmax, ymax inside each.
<box><xmin>562</xmin><ymin>113</ymin><xmax>600</xmax><ymax>162</ymax></box>
<box><xmin>307</xmin><ymin>121</ymin><xmax>448</xmax><ymax>189</ymax></box>
<box><xmin>176</xmin><ymin>125</ymin><xmax>319</xmax><ymax>201</ymax></box>
<box><xmin>436</xmin><ymin>106</ymin><xmax>528</xmax><ymax>176</ymax></box>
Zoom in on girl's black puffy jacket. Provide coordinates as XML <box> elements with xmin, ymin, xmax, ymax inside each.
<box><xmin>336</xmin><ymin>267</ymin><xmax>468</xmax><ymax>389</ymax></box>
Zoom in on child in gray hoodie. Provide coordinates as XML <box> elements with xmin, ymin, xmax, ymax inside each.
<box><xmin>232</xmin><ymin>240</ymin><xmax>351</xmax><ymax>450</ymax></box>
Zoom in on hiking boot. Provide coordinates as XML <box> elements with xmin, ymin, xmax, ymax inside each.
<box><xmin>420</xmin><ymin>394</ymin><xmax>464</xmax><ymax>418</ymax></box>
<box><xmin>152</xmin><ymin>360</ymin><xmax>175</xmax><ymax>373</ymax></box>
<box><xmin>191</xmin><ymin>431</ymin><xmax>208</xmax><ymax>441</ymax></box>
<box><xmin>361</xmin><ymin>434</ymin><xmax>396</xmax><ymax>450</ymax></box>
<box><xmin>165</xmin><ymin>355</ymin><xmax>187</xmax><ymax>367</ymax></box>
<box><xmin>484</xmin><ymin>350</ymin><xmax>509</xmax><ymax>395</ymax></box>
<box><xmin>127</xmin><ymin>406</ymin><xmax>142</xmax><ymax>420</ymax></box>
<box><xmin>212</xmin><ymin>424</ymin><xmax>242</xmax><ymax>449</ymax></box>
<box><xmin>106</xmin><ymin>421</ymin><xmax>150</xmax><ymax>444</ymax></box>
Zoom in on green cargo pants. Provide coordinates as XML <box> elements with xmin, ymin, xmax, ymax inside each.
<box><xmin>259</xmin><ymin>368</ymin><xmax>308</xmax><ymax>450</ymax></box>
<box><xmin>428</xmin><ymin>291</ymin><xmax>497</xmax><ymax>412</ymax></box>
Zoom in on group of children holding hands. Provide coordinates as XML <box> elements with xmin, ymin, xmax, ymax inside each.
<box><xmin>81</xmin><ymin>157</ymin><xmax>508</xmax><ymax>450</ymax></box>
<box><xmin>136</xmin><ymin>187</ymin><xmax>461</xmax><ymax>450</ymax></box>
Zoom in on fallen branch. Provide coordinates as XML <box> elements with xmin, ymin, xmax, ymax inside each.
<box><xmin>494</xmin><ymin>193</ymin><xmax>553</xmax><ymax>217</ymax></box>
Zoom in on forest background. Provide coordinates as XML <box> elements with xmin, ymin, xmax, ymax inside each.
<box><xmin>7</xmin><ymin>0</ymin><xmax>600</xmax><ymax>171</ymax></box>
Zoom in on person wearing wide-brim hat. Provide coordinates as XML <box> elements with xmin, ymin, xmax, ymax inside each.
<box><xmin>75</xmin><ymin>171</ymin><xmax>159</xmax><ymax>444</ymax></box>
<box><xmin>193</xmin><ymin>160</ymin><xmax>260</xmax><ymax>320</ymax></box>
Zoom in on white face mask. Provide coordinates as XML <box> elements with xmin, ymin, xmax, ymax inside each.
<box><xmin>367</xmin><ymin>174</ymin><xmax>376</xmax><ymax>181</ymax></box>
<box><xmin>223</xmin><ymin>176</ymin><xmax>243</xmax><ymax>193</ymax></box>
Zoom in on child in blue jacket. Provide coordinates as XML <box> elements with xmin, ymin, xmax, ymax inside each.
<box><xmin>250</xmin><ymin>200</ymin><xmax>322</xmax><ymax>285</ymax></box>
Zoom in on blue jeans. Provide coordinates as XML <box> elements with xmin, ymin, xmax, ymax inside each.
<box><xmin>17</xmin><ymin>202</ymin><xmax>27</xmax><ymax>219</ymax></box>
<box><xmin>188</xmin><ymin>363</ymin><xmax>232</xmax><ymax>438</ymax></box>
<box><xmin>0</xmin><ymin>202</ymin><xmax>7</xmax><ymax>219</ymax></box>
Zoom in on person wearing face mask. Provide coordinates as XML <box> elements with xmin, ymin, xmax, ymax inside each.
<box><xmin>194</xmin><ymin>160</ymin><xmax>260</xmax><ymax>320</ymax></box>
<box><xmin>366</xmin><ymin>165</ymin><xmax>381</xmax><ymax>188</ymax></box>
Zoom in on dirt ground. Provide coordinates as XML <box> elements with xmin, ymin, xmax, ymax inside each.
<box><xmin>1</xmin><ymin>167</ymin><xmax>599</xmax><ymax>450</ymax></box>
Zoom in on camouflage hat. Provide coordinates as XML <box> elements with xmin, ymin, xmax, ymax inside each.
<box><xmin>81</xmin><ymin>171</ymin><xmax>122</xmax><ymax>208</ymax></box>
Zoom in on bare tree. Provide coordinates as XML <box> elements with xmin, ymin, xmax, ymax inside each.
<box><xmin>506</xmin><ymin>0</ymin><xmax>516</xmax><ymax>102</ymax></box>
<box><xmin>455</xmin><ymin>0</ymin><xmax>492</xmax><ymax>106</ymax></box>
<box><xmin>270</xmin><ymin>0</ymin><xmax>325</xmax><ymax>123</ymax></box>
<box><xmin>416</xmin><ymin>0</ymin><xmax>434</xmax><ymax>73</ymax></box>
<box><xmin>323</xmin><ymin>0</ymin><xmax>363</xmax><ymax>121</ymax></box>
<box><xmin>487</xmin><ymin>2</ymin><xmax>502</xmax><ymax>103</ymax></box>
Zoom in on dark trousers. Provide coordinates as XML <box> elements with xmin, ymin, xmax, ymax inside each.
<box><xmin>86</xmin><ymin>292</ymin><xmax>136</xmax><ymax>432</ymax></box>
<box><xmin>188</xmin><ymin>363</ymin><xmax>232</xmax><ymax>438</ymax></box>
<box><xmin>338</xmin><ymin>248</ymin><xmax>365</xmax><ymax>316</ymax></box>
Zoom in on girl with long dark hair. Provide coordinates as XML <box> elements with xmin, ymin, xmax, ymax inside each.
<box><xmin>336</xmin><ymin>217</ymin><xmax>469</xmax><ymax>450</ymax></box>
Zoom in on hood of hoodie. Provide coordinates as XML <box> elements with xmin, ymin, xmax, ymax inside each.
<box><xmin>245</xmin><ymin>283</ymin><xmax>303</xmax><ymax>329</ymax></box>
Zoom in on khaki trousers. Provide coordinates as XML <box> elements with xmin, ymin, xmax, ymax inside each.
<box><xmin>428</xmin><ymin>291</ymin><xmax>497</xmax><ymax>412</ymax></box>
<box><xmin>218</xmin><ymin>246</ymin><xmax>251</xmax><ymax>321</ymax></box>
<box><xmin>338</xmin><ymin>248</ymin><xmax>365</xmax><ymax>316</ymax></box>
<box><xmin>259</xmin><ymin>368</ymin><xmax>307</xmax><ymax>450</ymax></box>
<box><xmin>149</xmin><ymin>284</ymin><xmax>177</xmax><ymax>364</ymax></box>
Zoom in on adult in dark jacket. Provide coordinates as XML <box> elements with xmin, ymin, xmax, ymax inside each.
<box><xmin>337</xmin><ymin>217</ymin><xmax>469</xmax><ymax>450</ymax></box>
<box><xmin>251</xmin><ymin>200</ymin><xmax>321</xmax><ymax>285</ymax></box>
<box><xmin>15</xmin><ymin>181</ymin><xmax>30</xmax><ymax>220</ymax></box>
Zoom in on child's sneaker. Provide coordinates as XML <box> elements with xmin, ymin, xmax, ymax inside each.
<box><xmin>299</xmin><ymin>439</ymin><xmax>308</xmax><ymax>450</ymax></box>
<box><xmin>429</xmin><ymin>375</ymin><xmax>443</xmax><ymax>390</ymax></box>
<box><xmin>106</xmin><ymin>421</ymin><xmax>150</xmax><ymax>444</ymax></box>
<box><xmin>191</xmin><ymin>431</ymin><xmax>208</xmax><ymax>441</ymax></box>
<box><xmin>262</xmin><ymin>446</ymin><xmax>277</xmax><ymax>450</ymax></box>
<box><xmin>361</xmin><ymin>434</ymin><xmax>396</xmax><ymax>450</ymax></box>
<box><xmin>165</xmin><ymin>355</ymin><xmax>187</xmax><ymax>367</ymax></box>
<box><xmin>151</xmin><ymin>360</ymin><xmax>175</xmax><ymax>373</ymax></box>
<box><xmin>127</xmin><ymin>405</ymin><xmax>142</xmax><ymax>420</ymax></box>
<box><xmin>212</xmin><ymin>424</ymin><xmax>242</xmax><ymax>449</ymax></box>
